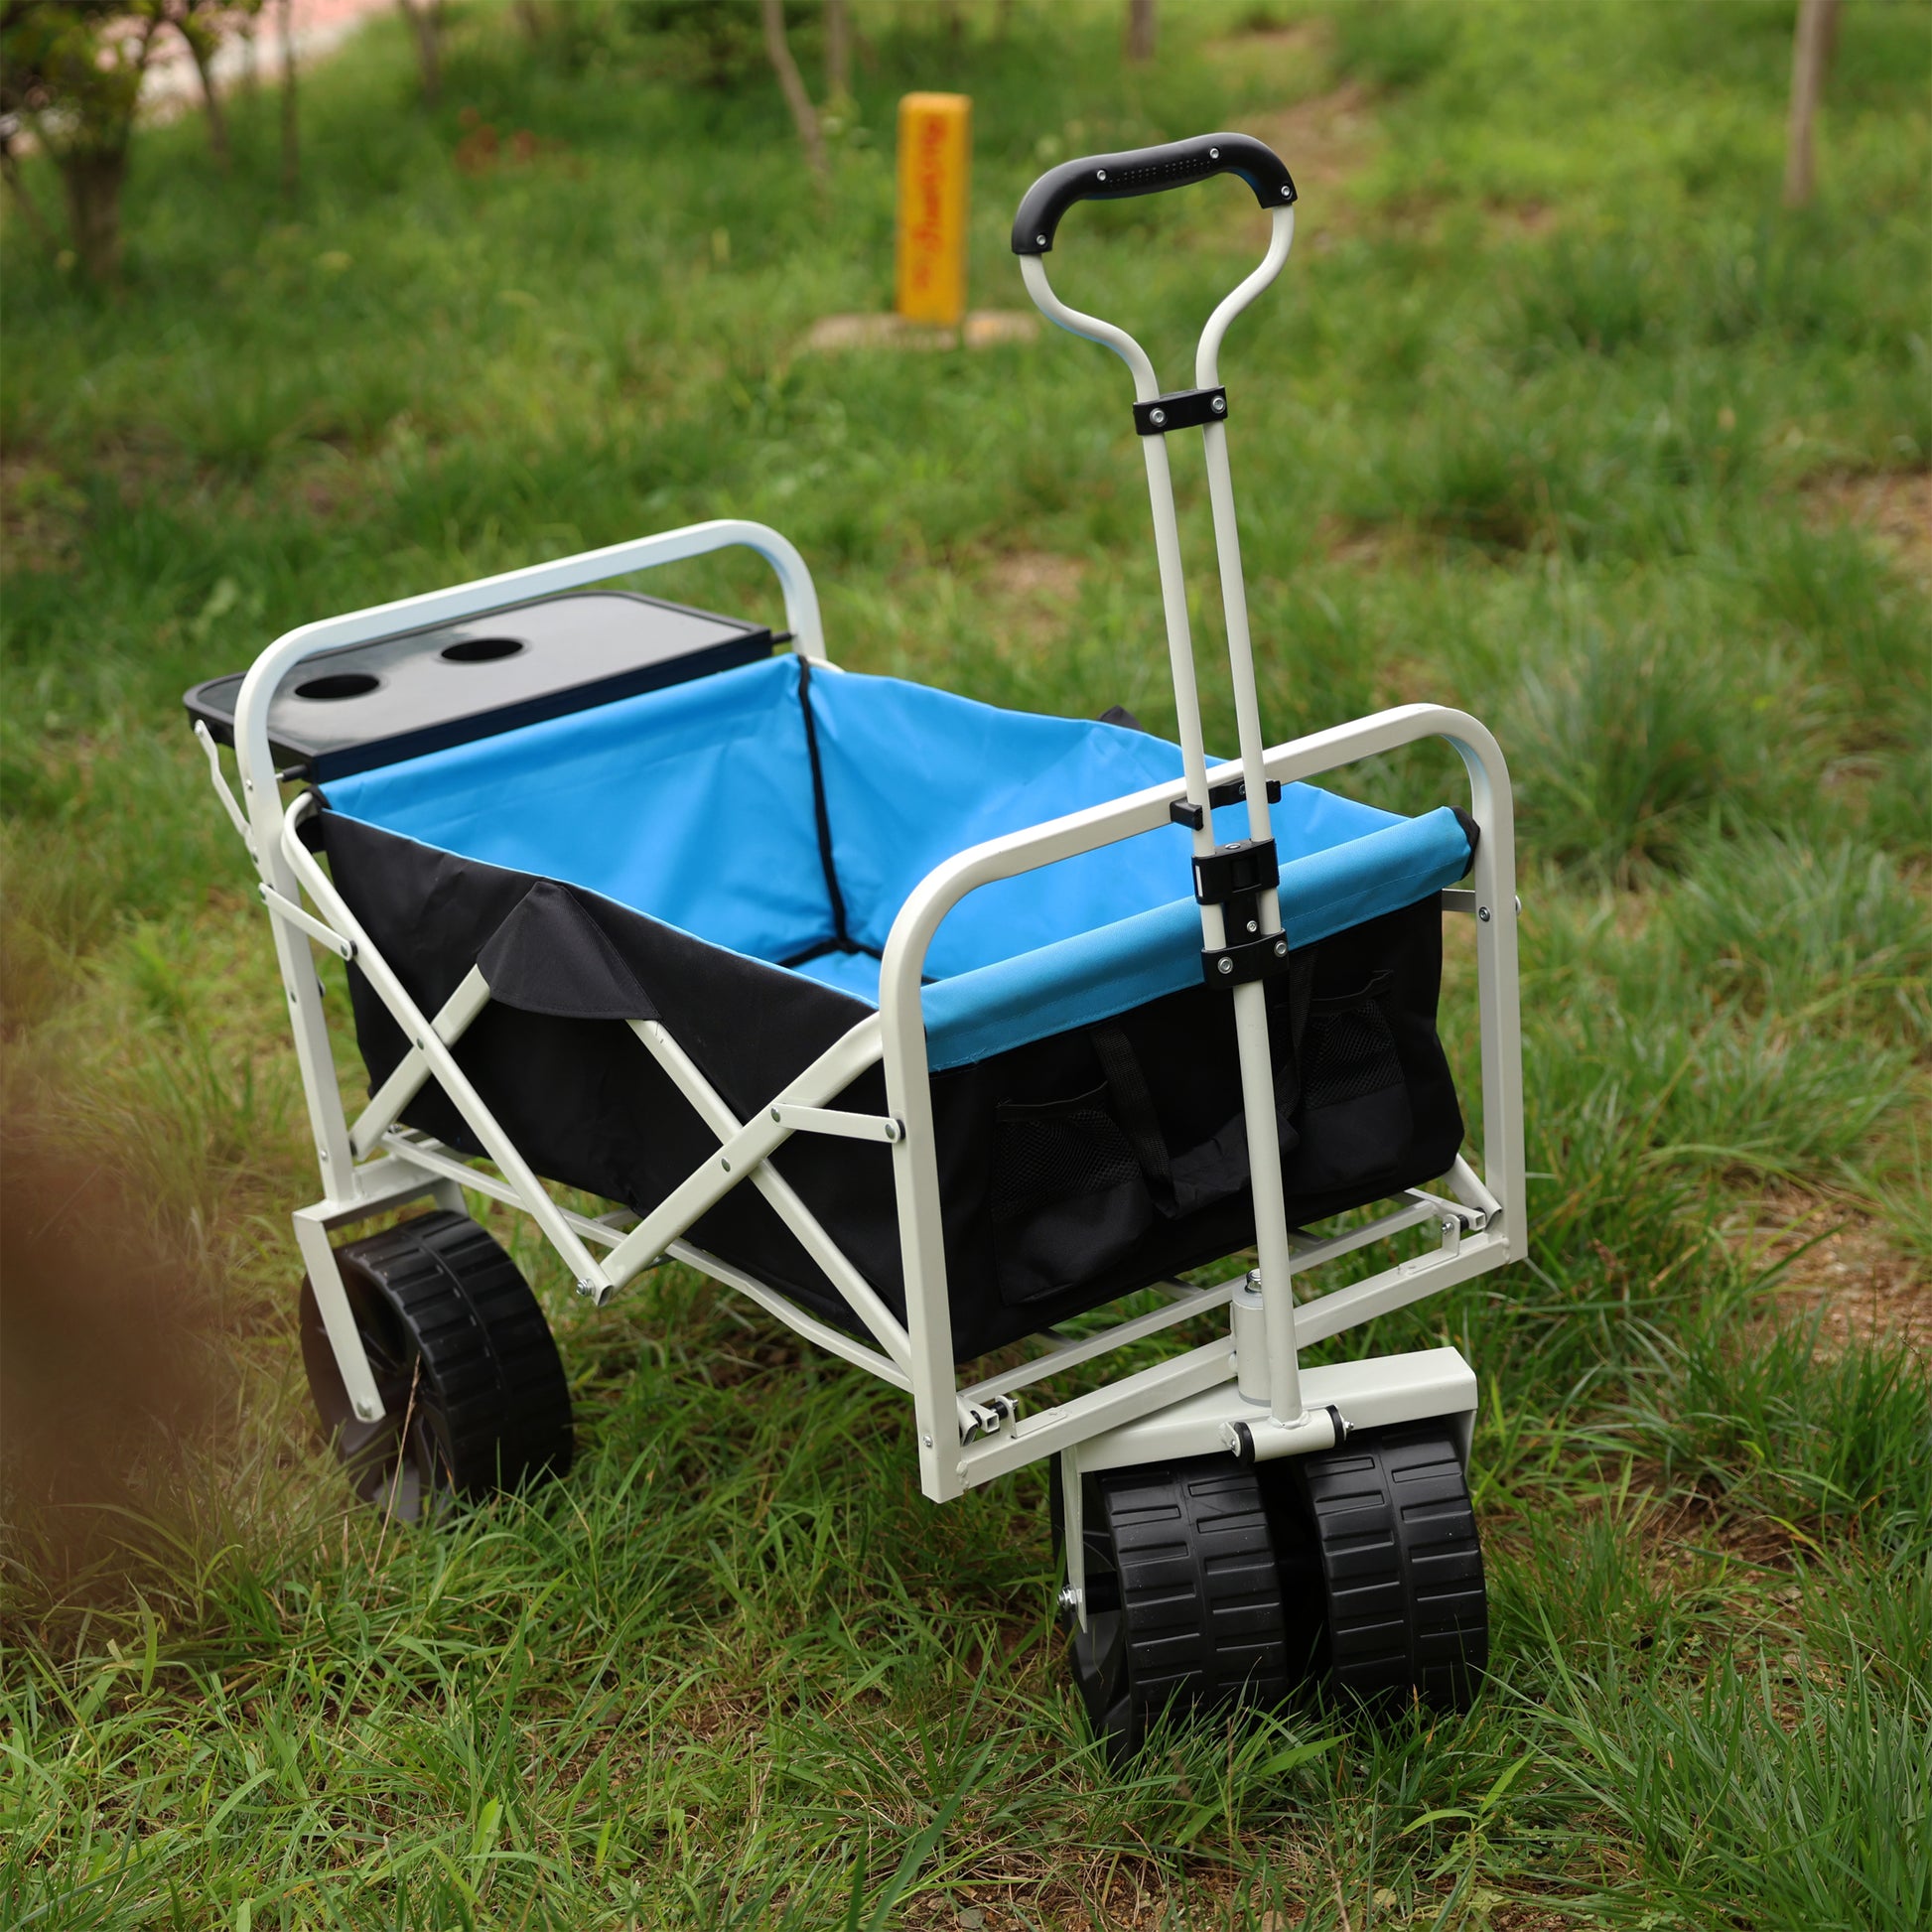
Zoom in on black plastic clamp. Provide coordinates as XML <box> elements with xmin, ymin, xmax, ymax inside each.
<box><xmin>1202</xmin><ymin>930</ymin><xmax>1291</xmax><ymax>987</ymax></box>
<box><xmin>1169</xmin><ymin>775</ymin><xmax>1282</xmax><ymax>830</ymax></box>
<box><xmin>1192</xmin><ymin>837</ymin><xmax>1278</xmax><ymax>905</ymax></box>
<box><xmin>1134</xmin><ymin>386</ymin><xmax>1228</xmax><ymax>437</ymax></box>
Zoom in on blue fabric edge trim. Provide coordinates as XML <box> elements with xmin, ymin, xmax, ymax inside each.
<box><xmin>919</xmin><ymin>805</ymin><xmax>1474</xmax><ymax>1070</ymax></box>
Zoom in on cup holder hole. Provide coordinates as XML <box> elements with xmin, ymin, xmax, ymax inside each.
<box><xmin>295</xmin><ymin>672</ymin><xmax>380</xmax><ymax>701</ymax></box>
<box><xmin>440</xmin><ymin>636</ymin><xmax>525</xmax><ymax>664</ymax></box>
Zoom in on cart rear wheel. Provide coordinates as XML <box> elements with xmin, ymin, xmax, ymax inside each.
<box><xmin>1056</xmin><ymin>1423</ymin><xmax>1485</xmax><ymax>1753</ymax></box>
<box><xmin>1059</xmin><ymin>1456</ymin><xmax>1304</xmax><ymax>1759</ymax></box>
<box><xmin>299</xmin><ymin>1209</ymin><xmax>572</xmax><ymax>1521</ymax></box>
<box><xmin>1280</xmin><ymin>1422</ymin><xmax>1487</xmax><ymax>1710</ymax></box>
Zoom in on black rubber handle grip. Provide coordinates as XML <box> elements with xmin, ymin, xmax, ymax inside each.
<box><xmin>1012</xmin><ymin>132</ymin><xmax>1296</xmax><ymax>255</ymax></box>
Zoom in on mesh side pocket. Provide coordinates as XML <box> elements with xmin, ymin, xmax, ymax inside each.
<box><xmin>992</xmin><ymin>1082</ymin><xmax>1155</xmax><ymax>1306</ymax></box>
<box><xmin>1304</xmin><ymin>1002</ymin><xmax>1404</xmax><ymax>1109</ymax></box>
<box><xmin>1287</xmin><ymin>971</ymin><xmax>1413</xmax><ymax>1196</ymax></box>
<box><xmin>993</xmin><ymin>1089</ymin><xmax>1142</xmax><ymax>1225</ymax></box>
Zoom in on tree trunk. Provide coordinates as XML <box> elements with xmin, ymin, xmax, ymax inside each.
<box><xmin>396</xmin><ymin>0</ymin><xmax>443</xmax><ymax>105</ymax></box>
<box><xmin>60</xmin><ymin>146</ymin><xmax>128</xmax><ymax>281</ymax></box>
<box><xmin>760</xmin><ymin>0</ymin><xmax>827</xmax><ymax>182</ymax></box>
<box><xmin>1783</xmin><ymin>0</ymin><xmax>1839</xmax><ymax>208</ymax></box>
<box><xmin>1125</xmin><ymin>0</ymin><xmax>1156</xmax><ymax>63</ymax></box>
<box><xmin>825</xmin><ymin>0</ymin><xmax>851</xmax><ymax>108</ymax></box>
<box><xmin>238</xmin><ymin>13</ymin><xmax>259</xmax><ymax>98</ymax></box>
<box><xmin>185</xmin><ymin>31</ymin><xmax>230</xmax><ymax>170</ymax></box>
<box><xmin>279</xmin><ymin>0</ymin><xmax>300</xmax><ymax>205</ymax></box>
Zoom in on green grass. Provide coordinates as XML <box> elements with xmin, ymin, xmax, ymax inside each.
<box><xmin>3</xmin><ymin>0</ymin><xmax>1929</xmax><ymax>1924</ymax></box>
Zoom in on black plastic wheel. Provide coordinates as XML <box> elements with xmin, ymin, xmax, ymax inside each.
<box><xmin>1273</xmin><ymin>1422</ymin><xmax>1487</xmax><ymax>1710</ymax></box>
<box><xmin>1055</xmin><ymin>1422</ymin><xmax>1486</xmax><ymax>1752</ymax></box>
<box><xmin>1059</xmin><ymin>1455</ymin><xmax>1298</xmax><ymax>1759</ymax></box>
<box><xmin>299</xmin><ymin>1209</ymin><xmax>572</xmax><ymax>1520</ymax></box>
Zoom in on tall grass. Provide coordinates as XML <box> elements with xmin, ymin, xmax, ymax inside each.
<box><xmin>1540</xmin><ymin>1647</ymin><xmax>1932</xmax><ymax>1930</ymax></box>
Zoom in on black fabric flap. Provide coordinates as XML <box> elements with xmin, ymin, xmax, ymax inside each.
<box><xmin>478</xmin><ymin>880</ymin><xmax>660</xmax><ymax>1021</ymax></box>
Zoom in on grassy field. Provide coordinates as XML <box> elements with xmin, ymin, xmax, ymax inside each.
<box><xmin>3</xmin><ymin>0</ymin><xmax>1929</xmax><ymax>1924</ymax></box>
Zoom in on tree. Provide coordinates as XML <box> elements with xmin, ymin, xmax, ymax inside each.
<box><xmin>627</xmin><ymin>0</ymin><xmax>835</xmax><ymax>160</ymax></box>
<box><xmin>508</xmin><ymin>0</ymin><xmax>618</xmax><ymax>72</ymax></box>
<box><xmin>0</xmin><ymin>109</ymin><xmax>60</xmax><ymax>250</ymax></box>
<box><xmin>824</xmin><ymin>0</ymin><xmax>850</xmax><ymax>112</ymax></box>
<box><xmin>1783</xmin><ymin>0</ymin><xmax>1840</xmax><ymax>208</ymax></box>
<box><xmin>0</xmin><ymin>1</ymin><xmax>166</xmax><ymax>279</ymax></box>
<box><xmin>759</xmin><ymin>0</ymin><xmax>826</xmax><ymax>184</ymax></box>
<box><xmin>394</xmin><ymin>0</ymin><xmax>444</xmax><ymax>105</ymax></box>
<box><xmin>276</xmin><ymin>0</ymin><xmax>296</xmax><ymax>202</ymax></box>
<box><xmin>1125</xmin><ymin>0</ymin><xmax>1155</xmax><ymax>64</ymax></box>
<box><xmin>160</xmin><ymin>0</ymin><xmax>255</xmax><ymax>171</ymax></box>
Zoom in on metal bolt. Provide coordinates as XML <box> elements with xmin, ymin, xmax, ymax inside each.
<box><xmin>1282</xmin><ymin>186</ymin><xmax>1292</xmax><ymax>197</ymax></box>
<box><xmin>1149</xmin><ymin>407</ymin><xmax>1167</xmax><ymax>426</ymax></box>
<box><xmin>721</xmin><ymin>1157</ymin><xmax>732</xmax><ymax>1172</ymax></box>
<box><xmin>1096</xmin><ymin>169</ymin><xmax>1107</xmax><ymax>181</ymax></box>
<box><xmin>1217</xmin><ymin>956</ymin><xmax>1234</xmax><ymax>976</ymax></box>
<box><xmin>1478</xmin><ymin>905</ymin><xmax>1492</xmax><ymax>923</ymax></box>
<box><xmin>1274</xmin><ymin>939</ymin><xmax>1288</xmax><ymax>956</ymax></box>
<box><xmin>1208</xmin><ymin>147</ymin><xmax>1220</xmax><ymax>159</ymax></box>
<box><xmin>922</xmin><ymin>1434</ymin><xmax>933</xmax><ymax>1448</ymax></box>
<box><xmin>771</xmin><ymin>1107</ymin><xmax>781</xmax><ymax>1122</ymax></box>
<box><xmin>1246</xmin><ymin>918</ymin><xmax>1258</xmax><ymax>934</ymax></box>
<box><xmin>1035</xmin><ymin>232</ymin><xmax>1046</xmax><ymax>245</ymax></box>
<box><xmin>1211</xmin><ymin>395</ymin><xmax>1226</xmax><ymax>414</ymax></box>
<box><xmin>575</xmin><ymin>1278</ymin><xmax>596</xmax><ymax>1298</ymax></box>
<box><xmin>1057</xmin><ymin>1585</ymin><xmax>1082</xmax><ymax>1613</ymax></box>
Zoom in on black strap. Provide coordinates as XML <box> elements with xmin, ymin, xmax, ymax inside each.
<box><xmin>1087</xmin><ymin>950</ymin><xmax>1320</xmax><ymax>1219</ymax></box>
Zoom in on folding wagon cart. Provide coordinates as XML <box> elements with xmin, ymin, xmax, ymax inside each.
<box><xmin>188</xmin><ymin>136</ymin><xmax>1525</xmax><ymax>1753</ymax></box>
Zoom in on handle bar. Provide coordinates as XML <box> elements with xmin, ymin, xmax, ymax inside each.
<box><xmin>1011</xmin><ymin>132</ymin><xmax>1296</xmax><ymax>255</ymax></box>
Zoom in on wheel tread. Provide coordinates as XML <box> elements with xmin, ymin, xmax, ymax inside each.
<box><xmin>302</xmin><ymin>1208</ymin><xmax>572</xmax><ymax>1514</ymax></box>
<box><xmin>1287</xmin><ymin>1423</ymin><xmax>1486</xmax><ymax>1708</ymax></box>
<box><xmin>1069</xmin><ymin>1454</ymin><xmax>1296</xmax><ymax>1756</ymax></box>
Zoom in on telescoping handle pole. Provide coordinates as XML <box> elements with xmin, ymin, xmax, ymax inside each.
<box><xmin>1014</xmin><ymin>133</ymin><xmax>1333</xmax><ymax>1451</ymax></box>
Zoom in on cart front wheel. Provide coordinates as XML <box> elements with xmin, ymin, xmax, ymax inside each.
<box><xmin>300</xmin><ymin>1209</ymin><xmax>572</xmax><ymax>1521</ymax></box>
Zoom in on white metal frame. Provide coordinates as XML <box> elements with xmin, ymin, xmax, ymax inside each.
<box><xmin>203</xmin><ymin>209</ymin><xmax>1525</xmax><ymax>1551</ymax></box>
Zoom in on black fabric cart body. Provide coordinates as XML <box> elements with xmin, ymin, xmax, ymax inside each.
<box><xmin>192</xmin><ymin>133</ymin><xmax>1528</xmax><ymax>1742</ymax></box>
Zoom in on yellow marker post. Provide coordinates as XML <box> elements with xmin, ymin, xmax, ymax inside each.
<box><xmin>896</xmin><ymin>93</ymin><xmax>972</xmax><ymax>327</ymax></box>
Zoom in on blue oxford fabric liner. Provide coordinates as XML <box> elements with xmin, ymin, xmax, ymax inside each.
<box><xmin>324</xmin><ymin>652</ymin><xmax>1473</xmax><ymax>1071</ymax></box>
